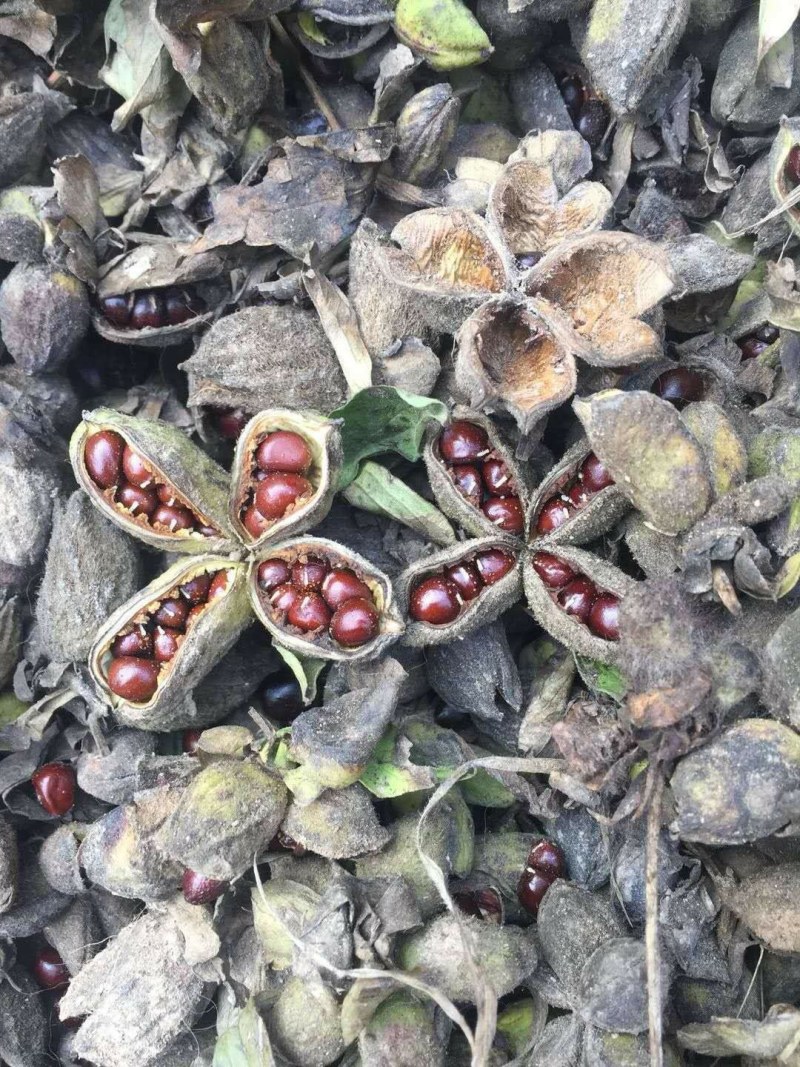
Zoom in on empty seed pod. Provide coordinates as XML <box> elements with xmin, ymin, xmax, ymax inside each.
<box><xmin>269</xmin><ymin>975</ymin><xmax>345</xmax><ymax>1067</ymax></box>
<box><xmin>250</xmin><ymin>536</ymin><xmax>403</xmax><ymax>662</ymax></box>
<box><xmin>523</xmin><ymin>545</ymin><xmax>634</xmax><ymax>663</ymax></box>
<box><xmin>280</xmin><ymin>784</ymin><xmax>390</xmax><ymax>859</ymax></box>
<box><xmin>0</xmin><ymin>262</ymin><xmax>90</xmax><ymax>375</ymax></box>
<box><xmin>358</xmin><ymin>991</ymin><xmax>446</xmax><ymax>1067</ymax></box>
<box><xmin>71</xmin><ymin>408</ymin><xmax>236</xmax><ymax>553</ymax></box>
<box><xmin>393</xmin><ymin>84</ymin><xmax>461</xmax><ymax>184</ymax></box>
<box><xmin>395</xmin><ymin>536</ymin><xmax>522</xmax><ymax>646</ymax></box>
<box><xmin>288</xmin><ymin>10</ymin><xmax>391</xmax><ymax>58</ymax></box>
<box><xmin>89</xmin><ymin>557</ymin><xmax>251</xmax><ymax>731</ymax></box>
<box><xmin>230</xmin><ymin>410</ymin><xmax>342</xmax><ymax>548</ymax></box>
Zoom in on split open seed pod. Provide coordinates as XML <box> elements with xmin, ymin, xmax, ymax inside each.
<box><xmin>89</xmin><ymin>557</ymin><xmax>251</xmax><ymax>731</ymax></box>
<box><xmin>395</xmin><ymin>535</ymin><xmax>522</xmax><ymax>646</ymax></box>
<box><xmin>522</xmin><ymin>545</ymin><xmax>635</xmax><ymax>664</ymax></box>
<box><xmin>70</xmin><ymin>408</ymin><xmax>236</xmax><ymax>554</ymax></box>
<box><xmin>229</xmin><ymin>409</ymin><xmax>342</xmax><ymax>549</ymax></box>
<box><xmin>287</xmin><ymin>0</ymin><xmax>392</xmax><ymax>58</ymax></box>
<box><xmin>770</xmin><ymin>118</ymin><xmax>800</xmax><ymax>239</ymax></box>
<box><xmin>250</xmin><ymin>537</ymin><xmax>404</xmax><ymax>662</ymax></box>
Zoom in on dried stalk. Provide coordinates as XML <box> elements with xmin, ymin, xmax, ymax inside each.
<box><xmin>645</xmin><ymin>766</ymin><xmax>665</xmax><ymax>1067</ymax></box>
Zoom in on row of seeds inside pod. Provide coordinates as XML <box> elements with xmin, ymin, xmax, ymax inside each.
<box><xmin>409</xmin><ymin>547</ymin><xmax>517</xmax><ymax>625</ymax></box>
<box><xmin>256</xmin><ymin>553</ymin><xmax>380</xmax><ymax>648</ymax></box>
<box><xmin>534</xmin><ymin>451</ymin><xmax>615</xmax><ymax>536</ymax></box>
<box><xmin>98</xmin><ymin>287</ymin><xmax>205</xmax><ymax>330</ymax></box>
<box><xmin>83</xmin><ymin>430</ymin><xmax>216</xmax><ymax>536</ymax></box>
<box><xmin>105</xmin><ymin>568</ymin><xmax>232</xmax><ymax>702</ymax></box>
<box><xmin>439</xmin><ymin>419</ymin><xmax>524</xmax><ymax>534</ymax></box>
<box><xmin>532</xmin><ymin>552</ymin><xmax>620</xmax><ymax>641</ymax></box>
<box><xmin>240</xmin><ymin>430</ymin><xmax>317</xmax><ymax>539</ymax></box>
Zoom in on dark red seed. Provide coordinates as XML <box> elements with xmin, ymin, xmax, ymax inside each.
<box><xmin>32</xmin><ymin>947</ymin><xmax>70</xmax><ymax>990</ymax></box>
<box><xmin>475</xmin><ymin>548</ymin><xmax>516</xmax><ymax>585</ymax></box>
<box><xmin>242</xmin><ymin>504</ymin><xmax>271</xmax><ymax>539</ymax></box>
<box><xmin>208</xmin><ymin>571</ymin><xmax>229</xmax><ymax>601</ymax></box>
<box><xmin>557</xmin><ymin>577</ymin><xmax>597</xmax><ymax>623</ymax></box>
<box><xmin>107</xmin><ymin>657</ymin><xmax>160</xmax><ymax>702</ymax></box>
<box><xmin>576</xmin><ymin>99</ymin><xmax>608</xmax><ymax>148</ymax></box>
<box><xmin>257</xmin><ymin>558</ymin><xmax>291</xmax><ymax>592</ymax></box>
<box><xmin>156</xmin><ymin>484</ymin><xmax>178</xmax><ymax>505</ymax></box>
<box><xmin>270</xmin><ymin>583</ymin><xmax>299</xmax><ymax>614</ymax></box>
<box><xmin>482</xmin><ymin>495</ymin><xmax>524</xmax><ymax>534</ymax></box>
<box><xmin>409</xmin><ymin>575</ymin><xmax>461</xmax><ymax>625</ymax></box>
<box><xmin>651</xmin><ymin>367</ymin><xmax>706</xmax><ymax>408</ymax></box>
<box><xmin>255</xmin><ymin>430</ymin><xmax>312</xmax><ymax>474</ymax></box>
<box><xmin>567</xmin><ymin>482</ymin><xmax>589</xmax><ymax>508</ymax></box>
<box><xmin>587</xmin><ymin>593</ymin><xmax>620</xmax><ymax>641</ymax></box>
<box><xmin>254</xmin><ymin>472</ymin><xmax>312</xmax><ymax>520</ymax></box>
<box><xmin>535</xmin><ymin>497</ymin><xmax>573</xmax><ymax>535</ymax></box>
<box><xmin>121</xmin><ymin>446</ymin><xmax>154</xmax><ymax>488</ymax></box>
<box><xmin>439</xmin><ymin>420</ymin><xmax>490</xmax><ymax>464</ymax></box>
<box><xmin>517</xmin><ymin>868</ymin><xmax>553</xmax><ymax>916</ymax></box>
<box><xmin>528</xmin><ymin>839</ymin><xmax>565</xmax><ymax>880</ymax></box>
<box><xmin>179</xmin><ymin>573</ymin><xmax>211</xmax><ymax>604</ymax></box>
<box><xmin>270</xmin><ymin>830</ymin><xmax>306</xmax><ymax>856</ymax></box>
<box><xmin>261</xmin><ymin>673</ymin><xmax>304</xmax><ymax>722</ymax></box>
<box><xmin>163</xmin><ymin>287</ymin><xmax>201</xmax><ymax>326</ymax></box>
<box><xmin>182</xmin><ymin>729</ymin><xmax>202</xmax><ymax>755</ymax></box>
<box><xmin>786</xmin><ymin>145</ymin><xmax>800</xmax><ymax>185</ymax></box>
<box><xmin>450</xmin><ymin>464</ymin><xmax>483</xmax><ymax>508</ymax></box>
<box><xmin>182</xmin><ymin>869</ymin><xmax>228</xmax><ymax>905</ymax></box>
<box><xmin>31</xmin><ymin>763</ymin><xmax>75</xmax><ymax>817</ymax></box>
<box><xmin>330</xmin><ymin>597</ymin><xmax>380</xmax><ymax>647</ymax></box>
<box><xmin>117</xmin><ymin>482</ymin><xmax>158</xmax><ymax>517</ymax></box>
<box><xmin>111</xmin><ymin>627</ymin><xmax>153</xmax><ymax>658</ymax></box>
<box><xmin>186</xmin><ymin>604</ymin><xmax>206</xmax><ymax>626</ymax></box>
<box><xmin>130</xmin><ymin>291</ymin><xmax>166</xmax><ymax>330</ymax></box>
<box><xmin>580</xmin><ymin>452</ymin><xmax>614</xmax><ymax>493</ymax></box>
<box><xmin>154</xmin><ymin>627</ymin><xmax>182</xmax><ymax>663</ymax></box>
<box><xmin>739</xmin><ymin>337</ymin><xmax>769</xmax><ymax>360</ymax></box>
<box><xmin>153</xmin><ymin>503</ymin><xmax>195</xmax><ymax>532</ymax></box>
<box><xmin>287</xmin><ymin>591</ymin><xmax>332</xmax><ymax>632</ymax></box>
<box><xmin>532</xmin><ymin>552</ymin><xmax>576</xmax><ymax>589</ymax></box>
<box><xmin>99</xmin><ymin>294</ymin><xmax>131</xmax><ymax>328</ymax></box>
<box><xmin>84</xmin><ymin>430</ymin><xmax>125</xmax><ymax>489</ymax></box>
<box><xmin>444</xmin><ymin>560</ymin><xmax>483</xmax><ymax>601</ymax></box>
<box><xmin>291</xmin><ymin>556</ymin><xmax>329</xmax><ymax>591</ymax></box>
<box><xmin>321</xmin><ymin>567</ymin><xmax>372</xmax><ymax>610</ymax></box>
<box><xmin>154</xmin><ymin>598</ymin><xmax>189</xmax><ymax>630</ymax></box>
<box><xmin>482</xmin><ymin>457</ymin><xmax>514</xmax><ymax>496</ymax></box>
<box><xmin>213</xmin><ymin>408</ymin><xmax>248</xmax><ymax>440</ymax></box>
<box><xmin>453</xmin><ymin>887</ymin><xmax>503</xmax><ymax>922</ymax></box>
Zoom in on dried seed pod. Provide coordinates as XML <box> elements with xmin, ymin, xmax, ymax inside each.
<box><xmin>89</xmin><ymin>557</ymin><xmax>251</xmax><ymax>731</ymax></box>
<box><xmin>71</xmin><ymin>408</ymin><xmax>236</xmax><ymax>553</ymax></box>
<box><xmin>522</xmin><ymin>545</ymin><xmax>634</xmax><ymax>663</ymax></box>
<box><xmin>76</xmin><ymin>730</ymin><xmax>158</xmax><ymax>806</ymax></box>
<box><xmin>578</xmin><ymin>938</ymin><xmax>652</xmax><ymax>1034</ymax></box>
<box><xmin>393</xmin><ymin>84</ymin><xmax>461</xmax><ymax>184</ymax></box>
<box><xmin>269</xmin><ymin>975</ymin><xmax>345</xmax><ymax>1067</ymax></box>
<box><xmin>0</xmin><ymin>93</ymin><xmax>48</xmax><ymax>186</ymax></box>
<box><xmin>39</xmin><ymin>824</ymin><xmax>88</xmax><ymax>897</ymax></box>
<box><xmin>0</xmin><ymin>186</ymin><xmax>45</xmax><ymax>262</ymax></box>
<box><xmin>0</xmin><ymin>815</ymin><xmax>17</xmax><ymax>914</ymax></box>
<box><xmin>250</xmin><ymin>537</ymin><xmax>403</xmax><ymax>662</ymax></box>
<box><xmin>288</xmin><ymin>11</ymin><xmax>391</xmax><ymax>58</ymax></box>
<box><xmin>770</xmin><ymin>118</ymin><xmax>800</xmax><ymax>238</ymax></box>
<box><xmin>279</xmin><ymin>784</ymin><xmax>390</xmax><ymax>859</ymax></box>
<box><xmin>358</xmin><ymin>992</ymin><xmax>446</xmax><ymax>1067</ymax></box>
<box><xmin>92</xmin><ymin>288</ymin><xmax>212</xmax><ymax>348</ymax></box>
<box><xmin>0</xmin><ymin>965</ymin><xmax>49</xmax><ymax>1067</ymax></box>
<box><xmin>395</xmin><ymin>536</ymin><xmax>522</xmax><ymax>646</ymax></box>
<box><xmin>537</xmin><ymin>881</ymin><xmax>626</xmax><ymax>997</ymax></box>
<box><xmin>527</xmin><ymin>439</ymin><xmax>629</xmax><ymax>547</ymax></box>
<box><xmin>679</xmin><ymin>401</ymin><xmax>747</xmax><ymax>499</ymax></box>
<box><xmin>0</xmin><ymin>263</ymin><xmax>89</xmax><ymax>374</ymax></box>
<box><xmin>252</xmin><ymin>878</ymin><xmax>321</xmax><ymax>969</ymax></box>
<box><xmin>0</xmin><ymin>432</ymin><xmax>62</xmax><ymax>575</ymax></box>
<box><xmin>230</xmin><ymin>410</ymin><xmax>342</xmax><ymax>548</ymax></box>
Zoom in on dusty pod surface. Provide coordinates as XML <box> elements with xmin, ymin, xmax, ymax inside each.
<box><xmin>250</xmin><ymin>537</ymin><xmax>404</xmax><ymax>661</ymax></box>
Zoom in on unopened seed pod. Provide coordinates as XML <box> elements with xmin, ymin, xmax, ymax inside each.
<box><xmin>0</xmin><ymin>263</ymin><xmax>89</xmax><ymax>374</ymax></box>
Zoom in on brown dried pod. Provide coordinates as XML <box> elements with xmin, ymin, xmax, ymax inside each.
<box><xmin>0</xmin><ymin>595</ymin><xmax>21</xmax><ymax>690</ymax></box>
<box><xmin>70</xmin><ymin>408</ymin><xmax>236</xmax><ymax>554</ymax></box>
<box><xmin>679</xmin><ymin>401</ymin><xmax>747</xmax><ymax>499</ymax></box>
<box><xmin>250</xmin><ymin>536</ymin><xmax>403</xmax><ymax>662</ymax></box>
<box><xmin>522</xmin><ymin>545</ymin><xmax>635</xmax><ymax>663</ymax></box>
<box><xmin>0</xmin><ymin>262</ymin><xmax>90</xmax><ymax>374</ymax></box>
<box><xmin>395</xmin><ymin>536</ymin><xmax>522</xmax><ymax>646</ymax></box>
<box><xmin>0</xmin><ymin>814</ymin><xmax>17</xmax><ymax>915</ymax></box>
<box><xmin>393</xmin><ymin>84</ymin><xmax>461</xmax><ymax>184</ymax></box>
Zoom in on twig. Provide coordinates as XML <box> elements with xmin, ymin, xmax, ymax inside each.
<box><xmin>268</xmin><ymin>17</ymin><xmax>342</xmax><ymax>133</ymax></box>
<box><xmin>645</xmin><ymin>767</ymin><xmax>665</xmax><ymax>1067</ymax></box>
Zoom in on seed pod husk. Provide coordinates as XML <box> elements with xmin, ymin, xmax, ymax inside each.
<box><xmin>250</xmin><ymin>536</ymin><xmax>403</xmax><ymax>662</ymax></box>
<box><xmin>90</xmin><ymin>293</ymin><xmax>215</xmax><ymax>348</ymax></box>
<box><xmin>288</xmin><ymin>12</ymin><xmax>390</xmax><ymax>58</ymax></box>
<box><xmin>523</xmin><ymin>545</ymin><xmax>635</xmax><ymax>664</ymax></box>
<box><xmin>0</xmin><ymin>595</ymin><xmax>20</xmax><ymax>690</ymax></box>
<box><xmin>76</xmin><ymin>729</ymin><xmax>158</xmax><ymax>806</ymax></box>
<box><xmin>156</xmin><ymin>758</ymin><xmax>288</xmax><ymax>881</ymax></box>
<box><xmin>0</xmin><ymin>93</ymin><xmax>47</xmax><ymax>185</ymax></box>
<box><xmin>0</xmin><ymin>186</ymin><xmax>45</xmax><ymax>262</ymax></box>
<box><xmin>39</xmin><ymin>824</ymin><xmax>87</xmax><ymax>898</ymax></box>
<box><xmin>359</xmin><ymin>991</ymin><xmax>446</xmax><ymax>1067</ymax></box>
<box><xmin>393</xmin><ymin>84</ymin><xmax>461</xmax><ymax>184</ymax></box>
<box><xmin>231</xmin><ymin>409</ymin><xmax>342</xmax><ymax>548</ymax></box>
<box><xmin>252</xmin><ymin>878</ymin><xmax>321</xmax><ymax>969</ymax></box>
<box><xmin>0</xmin><ymin>965</ymin><xmax>49</xmax><ymax>1067</ymax></box>
<box><xmin>680</xmin><ymin>401</ymin><xmax>747</xmax><ymax>499</ymax></box>
<box><xmin>270</xmin><ymin>975</ymin><xmax>345</xmax><ymax>1067</ymax></box>
<box><xmin>0</xmin><ymin>437</ymin><xmax>62</xmax><ymax>574</ymax></box>
<box><xmin>578</xmin><ymin>938</ymin><xmax>652</xmax><ymax>1034</ymax></box>
<box><xmin>770</xmin><ymin>118</ymin><xmax>800</xmax><ymax>238</ymax></box>
<box><xmin>528</xmin><ymin>439</ymin><xmax>630</xmax><ymax>547</ymax></box>
<box><xmin>0</xmin><ymin>262</ymin><xmax>89</xmax><ymax>374</ymax></box>
<box><xmin>537</xmin><ymin>881</ymin><xmax>626</xmax><ymax>997</ymax></box>
<box><xmin>71</xmin><ymin>408</ymin><xmax>236</xmax><ymax>554</ymax></box>
<box><xmin>393</xmin><ymin>0</ymin><xmax>492</xmax><ymax>70</ymax></box>
<box><xmin>90</xmin><ymin>557</ymin><xmax>251</xmax><ymax>731</ymax></box>
<box><xmin>280</xmin><ymin>784</ymin><xmax>390</xmax><ymax>859</ymax></box>
<box><xmin>0</xmin><ymin>814</ymin><xmax>17</xmax><ymax>914</ymax></box>
<box><xmin>0</xmin><ymin>364</ymin><xmax>80</xmax><ymax>440</ymax></box>
<box><xmin>395</xmin><ymin>536</ymin><xmax>522</xmax><ymax>646</ymax></box>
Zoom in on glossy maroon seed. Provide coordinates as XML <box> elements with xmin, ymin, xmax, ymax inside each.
<box><xmin>439</xmin><ymin>420</ymin><xmax>490</xmax><ymax>464</ymax></box>
<box><xmin>532</xmin><ymin>552</ymin><xmax>576</xmax><ymax>589</ymax></box>
<box><xmin>121</xmin><ymin>446</ymin><xmax>154</xmax><ymax>488</ymax></box>
<box><xmin>528</xmin><ymin>839</ymin><xmax>565</xmax><ymax>880</ymax></box>
<box><xmin>787</xmin><ymin>145</ymin><xmax>800</xmax><ymax>185</ymax></box>
<box><xmin>130</xmin><ymin>291</ymin><xmax>166</xmax><ymax>330</ymax></box>
<box><xmin>111</xmin><ymin>628</ymin><xmax>153</xmax><ymax>658</ymax></box>
<box><xmin>84</xmin><ymin>430</ymin><xmax>125</xmax><ymax>489</ymax></box>
<box><xmin>444</xmin><ymin>561</ymin><xmax>483</xmax><ymax>601</ymax></box>
<box><xmin>32</xmin><ymin>947</ymin><xmax>70</xmax><ymax>990</ymax></box>
<box><xmin>475</xmin><ymin>548</ymin><xmax>516</xmax><ymax>585</ymax></box>
<box><xmin>153</xmin><ymin>503</ymin><xmax>195</xmax><ymax>532</ymax></box>
<box><xmin>450</xmin><ymin>463</ymin><xmax>483</xmax><ymax>508</ymax></box>
<box><xmin>271</xmin><ymin>583</ymin><xmax>300</xmax><ymax>614</ymax></box>
<box><xmin>409</xmin><ymin>576</ymin><xmax>461</xmax><ymax>625</ymax></box>
<box><xmin>156</xmin><ymin>484</ymin><xmax>178</xmax><ymax>505</ymax></box>
<box><xmin>154</xmin><ymin>627</ymin><xmax>181</xmax><ymax>663</ymax></box>
<box><xmin>182</xmin><ymin>869</ymin><xmax>228</xmax><ymax>905</ymax></box>
<box><xmin>535</xmin><ymin>497</ymin><xmax>573</xmax><ymax>535</ymax></box>
<box><xmin>650</xmin><ymin>367</ymin><xmax>706</xmax><ymax>408</ymax></box>
<box><xmin>261</xmin><ymin>673</ymin><xmax>304</xmax><ymax>722</ymax></box>
<box><xmin>482</xmin><ymin>495</ymin><xmax>524</xmax><ymax>534</ymax></box>
<box><xmin>99</xmin><ymin>294</ymin><xmax>131</xmax><ymax>328</ymax></box>
<box><xmin>291</xmin><ymin>556</ymin><xmax>329</xmax><ymax>591</ymax></box>
<box><xmin>213</xmin><ymin>407</ymin><xmax>248</xmax><ymax>440</ymax></box>
<box><xmin>242</xmin><ymin>504</ymin><xmax>271</xmax><ymax>539</ymax></box>
<box><xmin>254</xmin><ymin>472</ymin><xmax>312</xmax><ymax>520</ymax></box>
<box><xmin>108</xmin><ymin>657</ymin><xmax>160</xmax><ymax>702</ymax></box>
<box><xmin>587</xmin><ymin>593</ymin><xmax>621</xmax><ymax>641</ymax></box>
<box><xmin>567</xmin><ymin>482</ymin><xmax>589</xmax><ymax>508</ymax></box>
<box><xmin>257</xmin><ymin>558</ymin><xmax>291</xmax><ymax>592</ymax></box>
<box><xmin>208</xmin><ymin>571</ymin><xmax>229</xmax><ymax>601</ymax></box>
<box><xmin>287</xmin><ymin>591</ymin><xmax>331</xmax><ymax>632</ymax></box>
<box><xmin>163</xmin><ymin>287</ymin><xmax>199</xmax><ymax>325</ymax></box>
<box><xmin>182</xmin><ymin>729</ymin><xmax>202</xmax><ymax>755</ymax></box>
<box><xmin>31</xmin><ymin>763</ymin><xmax>75</xmax><ymax>817</ymax></box>
<box><xmin>255</xmin><ymin>430</ymin><xmax>312</xmax><ymax>474</ymax></box>
<box><xmin>580</xmin><ymin>452</ymin><xmax>614</xmax><ymax>493</ymax></box>
<box><xmin>517</xmin><ymin>868</ymin><xmax>553</xmax><ymax>916</ymax></box>
<box><xmin>321</xmin><ymin>568</ymin><xmax>372</xmax><ymax>610</ymax></box>
<box><xmin>179</xmin><ymin>573</ymin><xmax>212</xmax><ymax>604</ymax></box>
<box><xmin>482</xmin><ymin>457</ymin><xmax>514</xmax><ymax>496</ymax></box>
<box><xmin>557</xmin><ymin>577</ymin><xmax>597</xmax><ymax>623</ymax></box>
<box><xmin>117</xmin><ymin>482</ymin><xmax>158</xmax><ymax>517</ymax></box>
<box><xmin>154</xmin><ymin>598</ymin><xmax>189</xmax><ymax>630</ymax></box>
<box><xmin>330</xmin><ymin>597</ymin><xmax>379</xmax><ymax>647</ymax></box>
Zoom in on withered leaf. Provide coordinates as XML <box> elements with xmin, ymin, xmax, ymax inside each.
<box><xmin>624</xmin><ymin>673</ymin><xmax>712</xmax><ymax>730</ymax></box>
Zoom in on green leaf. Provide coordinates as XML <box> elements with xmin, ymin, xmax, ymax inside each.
<box><xmin>297</xmin><ymin>11</ymin><xmax>329</xmax><ymax>45</ymax></box>
<box><xmin>330</xmin><ymin>386</ymin><xmax>447</xmax><ymax>487</ymax></box>
<box><xmin>274</xmin><ymin>645</ymin><xmax>326</xmax><ymax>704</ymax></box>
<box><xmin>456</xmin><ymin>768</ymin><xmax>516</xmax><ymax>808</ymax></box>
<box><xmin>394</xmin><ymin>0</ymin><xmax>493</xmax><ymax>70</ymax></box>
<box><xmin>574</xmin><ymin>656</ymin><xmax>628</xmax><ymax>701</ymax></box>
<box><xmin>343</xmin><ymin>461</ymin><xmax>455</xmax><ymax>545</ymax></box>
<box><xmin>213</xmin><ymin>999</ymin><xmax>275</xmax><ymax>1067</ymax></box>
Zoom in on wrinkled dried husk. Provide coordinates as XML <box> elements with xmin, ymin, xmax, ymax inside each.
<box><xmin>0</xmin><ymin>262</ymin><xmax>89</xmax><ymax>375</ymax></box>
<box><xmin>0</xmin><ymin>186</ymin><xmax>45</xmax><ymax>262</ymax></box>
<box><xmin>770</xmin><ymin>118</ymin><xmax>800</xmax><ymax>239</ymax></box>
<box><xmin>523</xmin><ymin>545</ymin><xmax>635</xmax><ymax>664</ymax></box>
<box><xmin>156</xmin><ymin>758</ymin><xmax>288</xmax><ymax>881</ymax></box>
<box><xmin>280</xmin><ymin>784</ymin><xmax>390</xmax><ymax>859</ymax></box>
<box><xmin>395</xmin><ymin>535</ymin><xmax>522</xmax><ymax>646</ymax></box>
<box><xmin>0</xmin><ymin>815</ymin><xmax>17</xmax><ymax>915</ymax></box>
<box><xmin>250</xmin><ymin>537</ymin><xmax>403</xmax><ymax>662</ymax></box>
<box><xmin>0</xmin><ymin>966</ymin><xmax>48</xmax><ymax>1067</ymax></box>
<box><xmin>577</xmin><ymin>938</ymin><xmax>653</xmax><ymax>1034</ymax></box>
<box><xmin>182</xmin><ymin>303</ymin><xmax>349</xmax><ymax>414</ymax></box>
<box><xmin>230</xmin><ymin>410</ymin><xmax>342</xmax><ymax>548</ymax></box>
<box><xmin>79</xmin><ymin>790</ymin><xmax>184</xmax><ymax>901</ymax></box>
<box><xmin>71</xmin><ymin>408</ymin><xmax>236</xmax><ymax>553</ymax></box>
<box><xmin>90</xmin><ymin>557</ymin><xmax>251</xmax><ymax>731</ymax></box>
<box><xmin>398</xmin><ymin>913</ymin><xmax>537</xmax><ymax>1003</ymax></box>
<box><xmin>622</xmin><ymin>513</ymin><xmax>682</xmax><ymax>579</ymax></box>
<box><xmin>393</xmin><ymin>84</ymin><xmax>460</xmax><ymax>184</ymax></box>
<box><xmin>670</xmin><ymin>719</ymin><xmax>800</xmax><ymax>844</ymax></box>
<box><xmin>717</xmin><ymin>863</ymin><xmax>800</xmax><ymax>955</ymax></box>
<box><xmin>537</xmin><ymin>882</ymin><xmax>626</xmax><ymax>997</ymax></box>
<box><xmin>762</xmin><ymin>607</ymin><xmax>800</xmax><ymax>728</ymax></box>
<box><xmin>269</xmin><ymin>975</ymin><xmax>345</xmax><ymax>1067</ymax></box>
<box><xmin>573</xmin><ymin>390</ymin><xmax>712</xmax><ymax>536</ymax></box>
<box><xmin>680</xmin><ymin>402</ymin><xmax>747</xmax><ymax>499</ymax></box>
<box><xmin>39</xmin><ymin>824</ymin><xmax>87</xmax><ymax>897</ymax></box>
<box><xmin>0</xmin><ymin>445</ymin><xmax>61</xmax><ymax>570</ymax></box>
<box><xmin>36</xmin><ymin>491</ymin><xmax>142</xmax><ymax>663</ymax></box>
<box><xmin>523</xmin><ymin>233</ymin><xmax>674</xmax><ymax>367</ymax></box>
<box><xmin>0</xmin><ymin>852</ymin><xmax>71</xmax><ymax>939</ymax></box>
<box><xmin>96</xmin><ymin>245</ymin><xmax>225</xmax><ymax>299</ymax></box>
<box><xmin>423</xmin><ymin>407</ymin><xmax>529</xmax><ymax>538</ymax></box>
<box><xmin>0</xmin><ymin>93</ymin><xmax>47</xmax><ymax>186</ymax></box>
<box><xmin>455</xmin><ymin>294</ymin><xmax>579</xmax><ymax>434</ymax></box>
<box><xmin>76</xmin><ymin>729</ymin><xmax>158</xmax><ymax>806</ymax></box>
<box><xmin>0</xmin><ymin>365</ymin><xmax>80</xmax><ymax>440</ymax></box>
<box><xmin>0</xmin><ymin>595</ymin><xmax>20</xmax><ymax>689</ymax></box>
<box><xmin>426</xmin><ymin>619</ymin><xmax>522</xmax><ymax>718</ymax></box>
<box><xmin>528</xmin><ymin>438</ymin><xmax>630</xmax><ymax>547</ymax></box>
<box><xmin>359</xmin><ymin>991</ymin><xmax>446</xmax><ymax>1067</ymax></box>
